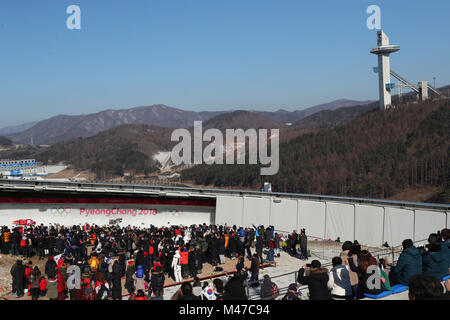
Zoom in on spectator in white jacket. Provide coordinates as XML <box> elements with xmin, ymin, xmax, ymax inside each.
<box><xmin>328</xmin><ymin>256</ymin><xmax>352</xmax><ymax>300</ymax></box>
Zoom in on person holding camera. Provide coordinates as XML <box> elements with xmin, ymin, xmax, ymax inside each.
<box><xmin>297</xmin><ymin>260</ymin><xmax>332</xmax><ymax>300</ymax></box>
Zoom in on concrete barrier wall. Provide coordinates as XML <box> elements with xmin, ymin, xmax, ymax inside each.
<box><xmin>269</xmin><ymin>198</ymin><xmax>297</xmax><ymax>234</ymax></box>
<box><xmin>355</xmin><ymin>205</ymin><xmax>384</xmax><ymax>247</ymax></box>
<box><xmin>216</xmin><ymin>195</ymin><xmax>448</xmax><ymax>248</ymax></box>
<box><xmin>0</xmin><ymin>203</ymin><xmax>215</xmax><ymax>229</ymax></box>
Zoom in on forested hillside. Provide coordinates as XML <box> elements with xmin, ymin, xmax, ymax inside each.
<box><xmin>181</xmin><ymin>99</ymin><xmax>449</xmax><ymax>201</ymax></box>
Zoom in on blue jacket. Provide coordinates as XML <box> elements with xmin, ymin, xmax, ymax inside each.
<box><xmin>442</xmin><ymin>241</ymin><xmax>450</xmax><ymax>270</ymax></box>
<box><xmin>423</xmin><ymin>250</ymin><xmax>448</xmax><ymax>281</ymax></box>
<box><xmin>393</xmin><ymin>246</ymin><xmax>422</xmax><ymax>286</ymax></box>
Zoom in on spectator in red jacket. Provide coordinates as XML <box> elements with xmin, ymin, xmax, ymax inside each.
<box><xmin>39</xmin><ymin>276</ymin><xmax>47</xmax><ymax>297</ymax></box>
<box><xmin>77</xmin><ymin>278</ymin><xmax>95</xmax><ymax>300</ymax></box>
<box><xmin>56</xmin><ymin>271</ymin><xmax>67</xmax><ymax>300</ymax></box>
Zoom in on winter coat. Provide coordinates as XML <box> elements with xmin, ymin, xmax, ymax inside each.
<box><xmin>340</xmin><ymin>251</ymin><xmax>359</xmax><ymax>286</ymax></box>
<box><xmin>229</xmin><ymin>237</ymin><xmax>238</xmax><ymax>253</ymax></box>
<box><xmin>327</xmin><ymin>265</ymin><xmax>352</xmax><ymax>297</ymax></box>
<box><xmin>150</xmin><ymin>270</ymin><xmax>165</xmax><ymax>294</ymax></box>
<box><xmin>392</xmin><ymin>246</ymin><xmax>423</xmax><ymax>285</ymax></box>
<box><xmin>39</xmin><ymin>277</ymin><xmax>47</xmax><ymax>291</ymax></box>
<box><xmin>57</xmin><ymin>273</ymin><xmax>66</xmax><ymax>293</ymax></box>
<box><xmin>223</xmin><ymin>276</ymin><xmax>248</xmax><ymax>300</ymax></box>
<box><xmin>132</xmin><ymin>273</ymin><xmax>146</xmax><ymax>291</ymax></box>
<box><xmin>11</xmin><ymin>262</ymin><xmax>25</xmax><ymax>287</ymax></box>
<box><xmin>46</xmin><ymin>278</ymin><xmax>58</xmax><ymax>299</ymax></box>
<box><xmin>180</xmin><ymin>249</ymin><xmax>189</xmax><ymax>265</ymax></box>
<box><xmin>125</xmin><ymin>265</ymin><xmax>136</xmax><ymax>290</ymax></box>
<box><xmin>440</xmin><ymin>241</ymin><xmax>450</xmax><ymax>272</ymax></box>
<box><xmin>423</xmin><ymin>250</ymin><xmax>448</xmax><ymax>281</ymax></box>
<box><xmin>250</xmin><ymin>257</ymin><xmax>260</xmax><ymax>273</ymax></box>
<box><xmin>260</xmin><ymin>279</ymin><xmax>278</xmax><ymax>300</ymax></box>
<box><xmin>30</xmin><ymin>270</ymin><xmax>42</xmax><ymax>289</ymax></box>
<box><xmin>300</xmin><ymin>235</ymin><xmax>307</xmax><ymax>249</ymax></box>
<box><xmin>297</xmin><ymin>267</ymin><xmax>332</xmax><ymax>300</ymax></box>
<box><xmin>218</xmin><ymin>238</ymin><xmax>226</xmax><ymax>255</ymax></box>
<box><xmin>45</xmin><ymin>259</ymin><xmax>57</xmax><ymax>278</ymax></box>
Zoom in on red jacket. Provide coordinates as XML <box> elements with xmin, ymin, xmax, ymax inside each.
<box><xmin>57</xmin><ymin>274</ymin><xmax>66</xmax><ymax>292</ymax></box>
<box><xmin>179</xmin><ymin>249</ymin><xmax>188</xmax><ymax>265</ymax></box>
<box><xmin>39</xmin><ymin>278</ymin><xmax>47</xmax><ymax>291</ymax></box>
<box><xmin>24</xmin><ymin>267</ymin><xmax>32</xmax><ymax>280</ymax></box>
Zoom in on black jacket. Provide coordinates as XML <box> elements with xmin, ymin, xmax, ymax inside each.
<box><xmin>217</xmin><ymin>238</ymin><xmax>226</xmax><ymax>255</ymax></box>
<box><xmin>297</xmin><ymin>267</ymin><xmax>332</xmax><ymax>300</ymax></box>
<box><xmin>45</xmin><ymin>259</ymin><xmax>57</xmax><ymax>278</ymax></box>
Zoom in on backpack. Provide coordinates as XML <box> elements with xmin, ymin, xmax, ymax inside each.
<box><xmin>136</xmin><ymin>267</ymin><xmax>144</xmax><ymax>279</ymax></box>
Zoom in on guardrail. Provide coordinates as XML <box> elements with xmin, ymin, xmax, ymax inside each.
<box><xmin>1</xmin><ymin>179</ymin><xmax>449</xmax><ymax>211</ymax></box>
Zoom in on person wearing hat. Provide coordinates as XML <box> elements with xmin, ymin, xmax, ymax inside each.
<box><xmin>133</xmin><ymin>265</ymin><xmax>147</xmax><ymax>295</ymax></box>
<box><xmin>282</xmin><ymin>283</ymin><xmax>301</xmax><ymax>300</ymax></box>
<box><xmin>389</xmin><ymin>239</ymin><xmax>422</xmax><ymax>286</ymax></box>
<box><xmin>297</xmin><ymin>260</ymin><xmax>332</xmax><ymax>300</ymax></box>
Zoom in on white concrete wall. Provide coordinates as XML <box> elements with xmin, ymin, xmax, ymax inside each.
<box><xmin>242</xmin><ymin>196</ymin><xmax>271</xmax><ymax>228</ymax></box>
<box><xmin>298</xmin><ymin>200</ymin><xmax>326</xmax><ymax>239</ymax></box>
<box><xmin>269</xmin><ymin>198</ymin><xmax>298</xmax><ymax>234</ymax></box>
<box><xmin>215</xmin><ymin>195</ymin><xmax>243</xmax><ymax>227</ymax></box>
<box><xmin>215</xmin><ymin>195</ymin><xmax>447</xmax><ymax>248</ymax></box>
<box><xmin>355</xmin><ymin>205</ymin><xmax>384</xmax><ymax>248</ymax></box>
<box><xmin>383</xmin><ymin>207</ymin><xmax>415</xmax><ymax>247</ymax></box>
<box><xmin>0</xmin><ymin>203</ymin><xmax>214</xmax><ymax>229</ymax></box>
<box><xmin>325</xmin><ymin>202</ymin><xmax>355</xmax><ymax>242</ymax></box>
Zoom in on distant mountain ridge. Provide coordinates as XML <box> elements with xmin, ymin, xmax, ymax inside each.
<box><xmin>0</xmin><ymin>121</ymin><xmax>37</xmax><ymax>136</ymax></box>
<box><xmin>8</xmin><ymin>105</ymin><xmax>224</xmax><ymax>145</ymax></box>
<box><xmin>256</xmin><ymin>99</ymin><xmax>373</xmax><ymax>123</ymax></box>
<box><xmin>6</xmin><ymin>99</ymin><xmax>373</xmax><ymax>146</ymax></box>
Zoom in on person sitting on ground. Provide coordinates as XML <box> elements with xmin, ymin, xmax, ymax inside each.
<box><xmin>378</xmin><ymin>256</ymin><xmax>393</xmax><ymax>277</ymax></box>
<box><xmin>260</xmin><ymin>274</ymin><xmax>279</xmax><ymax>300</ymax></box>
<box><xmin>441</xmin><ymin>228</ymin><xmax>450</xmax><ymax>269</ymax></box>
<box><xmin>327</xmin><ymin>256</ymin><xmax>352</xmax><ymax>300</ymax></box>
<box><xmin>408</xmin><ymin>274</ymin><xmax>445</xmax><ymax>300</ymax></box>
<box><xmin>389</xmin><ymin>239</ymin><xmax>422</xmax><ymax>286</ymax></box>
<box><xmin>297</xmin><ymin>259</ymin><xmax>331</xmax><ymax>300</ymax></box>
<box><xmin>348</xmin><ymin>250</ymin><xmax>386</xmax><ymax>296</ymax></box>
<box><xmin>422</xmin><ymin>240</ymin><xmax>448</xmax><ymax>281</ymax></box>
<box><xmin>340</xmin><ymin>241</ymin><xmax>359</xmax><ymax>299</ymax></box>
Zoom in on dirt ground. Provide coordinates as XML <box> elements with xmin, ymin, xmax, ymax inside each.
<box><xmin>0</xmin><ymin>240</ymin><xmax>391</xmax><ymax>300</ymax></box>
<box><xmin>0</xmin><ymin>250</ymin><xmax>257</xmax><ymax>300</ymax></box>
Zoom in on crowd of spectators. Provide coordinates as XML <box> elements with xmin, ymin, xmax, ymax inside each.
<box><xmin>2</xmin><ymin>223</ymin><xmax>449</xmax><ymax>300</ymax></box>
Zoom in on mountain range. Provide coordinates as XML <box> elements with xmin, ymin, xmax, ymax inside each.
<box><xmin>4</xmin><ymin>99</ymin><xmax>373</xmax><ymax>146</ymax></box>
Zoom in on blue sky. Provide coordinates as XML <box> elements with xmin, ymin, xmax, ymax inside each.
<box><xmin>0</xmin><ymin>0</ymin><xmax>449</xmax><ymax>127</ymax></box>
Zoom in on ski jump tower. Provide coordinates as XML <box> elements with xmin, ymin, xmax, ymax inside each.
<box><xmin>370</xmin><ymin>30</ymin><xmax>400</xmax><ymax>110</ymax></box>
